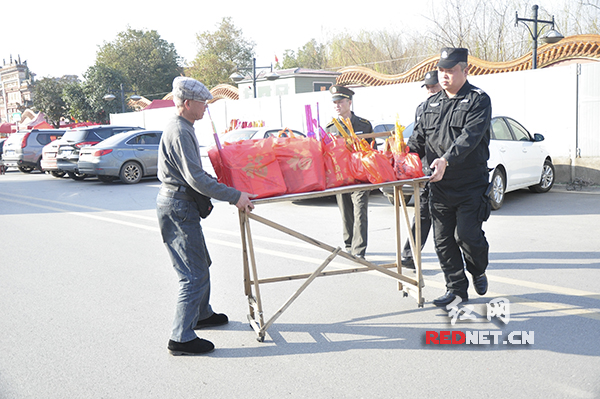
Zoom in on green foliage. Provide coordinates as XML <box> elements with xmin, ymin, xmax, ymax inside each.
<box><xmin>187</xmin><ymin>17</ymin><xmax>254</xmax><ymax>88</ymax></box>
<box><xmin>62</xmin><ymin>65</ymin><xmax>128</xmax><ymax>124</ymax></box>
<box><xmin>95</xmin><ymin>26</ymin><xmax>183</xmax><ymax>100</ymax></box>
<box><xmin>32</xmin><ymin>77</ymin><xmax>68</xmax><ymax>128</ymax></box>
<box><xmin>296</xmin><ymin>39</ymin><xmax>327</xmax><ymax>70</ymax></box>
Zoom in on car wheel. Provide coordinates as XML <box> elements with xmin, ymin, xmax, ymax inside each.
<box><xmin>529</xmin><ymin>159</ymin><xmax>555</xmax><ymax>193</ymax></box>
<box><xmin>18</xmin><ymin>166</ymin><xmax>34</xmax><ymax>173</ymax></box>
<box><xmin>120</xmin><ymin>161</ymin><xmax>142</xmax><ymax>184</ymax></box>
<box><xmin>490</xmin><ymin>169</ymin><xmax>506</xmax><ymax>210</ymax></box>
<box><xmin>97</xmin><ymin>175</ymin><xmax>115</xmax><ymax>183</ymax></box>
<box><xmin>50</xmin><ymin>171</ymin><xmax>66</xmax><ymax>178</ymax></box>
<box><xmin>67</xmin><ymin>171</ymin><xmax>87</xmax><ymax>181</ymax></box>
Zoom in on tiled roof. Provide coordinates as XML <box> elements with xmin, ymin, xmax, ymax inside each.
<box><xmin>336</xmin><ymin>34</ymin><xmax>600</xmax><ymax>87</ymax></box>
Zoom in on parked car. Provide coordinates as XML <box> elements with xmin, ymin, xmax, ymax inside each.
<box><xmin>487</xmin><ymin>116</ymin><xmax>554</xmax><ymax>209</ymax></box>
<box><xmin>219</xmin><ymin>127</ymin><xmax>305</xmax><ymax>144</ymax></box>
<box><xmin>1</xmin><ymin>129</ymin><xmax>65</xmax><ymax>173</ymax></box>
<box><xmin>55</xmin><ymin>125</ymin><xmax>141</xmax><ymax>180</ymax></box>
<box><xmin>77</xmin><ymin>130</ymin><xmax>162</xmax><ymax>184</ymax></box>
<box><xmin>380</xmin><ymin>117</ymin><xmax>555</xmax><ymax>210</ymax></box>
<box><xmin>41</xmin><ymin>139</ymin><xmax>68</xmax><ymax>178</ymax></box>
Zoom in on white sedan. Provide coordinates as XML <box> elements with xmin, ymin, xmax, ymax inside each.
<box><xmin>380</xmin><ymin>116</ymin><xmax>555</xmax><ymax>210</ymax></box>
<box><xmin>488</xmin><ymin>116</ymin><xmax>554</xmax><ymax>209</ymax></box>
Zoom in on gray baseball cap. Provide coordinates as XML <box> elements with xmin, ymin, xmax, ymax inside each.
<box><xmin>172</xmin><ymin>77</ymin><xmax>213</xmax><ymax>102</ymax></box>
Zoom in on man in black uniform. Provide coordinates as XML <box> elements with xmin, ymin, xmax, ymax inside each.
<box><xmin>401</xmin><ymin>70</ymin><xmax>442</xmax><ymax>270</ymax></box>
<box><xmin>408</xmin><ymin>48</ymin><xmax>492</xmax><ymax>306</ymax></box>
<box><xmin>325</xmin><ymin>85</ymin><xmax>373</xmax><ymax>259</ymax></box>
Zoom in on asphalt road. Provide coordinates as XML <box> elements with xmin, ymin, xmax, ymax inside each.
<box><xmin>1</xmin><ymin>170</ymin><xmax>599</xmax><ymax>399</ymax></box>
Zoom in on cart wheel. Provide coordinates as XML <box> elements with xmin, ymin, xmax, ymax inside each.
<box><xmin>257</xmin><ymin>335</ymin><xmax>265</xmax><ymax>343</ymax></box>
<box><xmin>403</xmin><ymin>292</ymin><xmax>408</xmax><ymax>297</ymax></box>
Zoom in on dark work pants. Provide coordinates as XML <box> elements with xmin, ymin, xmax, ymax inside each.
<box><xmin>430</xmin><ymin>180</ymin><xmax>489</xmax><ymax>297</ymax></box>
<box><xmin>337</xmin><ymin>190</ymin><xmax>369</xmax><ymax>257</ymax></box>
<box><xmin>402</xmin><ymin>183</ymin><xmax>431</xmax><ymax>259</ymax></box>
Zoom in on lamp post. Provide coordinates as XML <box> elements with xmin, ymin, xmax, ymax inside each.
<box><xmin>515</xmin><ymin>4</ymin><xmax>564</xmax><ymax>69</ymax></box>
<box><xmin>103</xmin><ymin>83</ymin><xmax>127</xmax><ymax>113</ymax></box>
<box><xmin>230</xmin><ymin>57</ymin><xmax>279</xmax><ymax>98</ymax></box>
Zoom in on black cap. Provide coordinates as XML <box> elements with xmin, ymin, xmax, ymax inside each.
<box><xmin>330</xmin><ymin>85</ymin><xmax>354</xmax><ymax>101</ymax></box>
<box><xmin>436</xmin><ymin>47</ymin><xmax>469</xmax><ymax>69</ymax></box>
<box><xmin>421</xmin><ymin>70</ymin><xmax>439</xmax><ymax>87</ymax></box>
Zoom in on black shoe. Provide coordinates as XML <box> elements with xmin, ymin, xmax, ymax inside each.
<box><xmin>401</xmin><ymin>257</ymin><xmax>415</xmax><ymax>270</ymax></box>
<box><xmin>432</xmin><ymin>291</ymin><xmax>468</xmax><ymax>307</ymax></box>
<box><xmin>473</xmin><ymin>273</ymin><xmax>488</xmax><ymax>295</ymax></box>
<box><xmin>194</xmin><ymin>313</ymin><xmax>228</xmax><ymax>330</ymax></box>
<box><xmin>168</xmin><ymin>338</ymin><xmax>214</xmax><ymax>356</ymax></box>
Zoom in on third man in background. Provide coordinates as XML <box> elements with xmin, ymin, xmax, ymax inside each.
<box><xmin>325</xmin><ymin>85</ymin><xmax>374</xmax><ymax>259</ymax></box>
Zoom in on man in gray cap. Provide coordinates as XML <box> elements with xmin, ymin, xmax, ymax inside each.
<box><xmin>325</xmin><ymin>85</ymin><xmax>374</xmax><ymax>259</ymax></box>
<box><xmin>157</xmin><ymin>76</ymin><xmax>255</xmax><ymax>355</ymax></box>
<box><xmin>407</xmin><ymin>48</ymin><xmax>492</xmax><ymax>307</ymax></box>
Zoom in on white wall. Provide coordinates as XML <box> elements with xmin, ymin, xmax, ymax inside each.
<box><xmin>110</xmin><ymin>62</ymin><xmax>600</xmax><ymax>164</ymax></box>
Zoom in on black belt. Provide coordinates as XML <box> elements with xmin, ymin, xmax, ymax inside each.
<box><xmin>159</xmin><ymin>183</ymin><xmax>194</xmax><ymax>201</ymax></box>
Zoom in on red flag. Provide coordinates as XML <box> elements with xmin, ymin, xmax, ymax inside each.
<box><xmin>275</xmin><ymin>54</ymin><xmax>279</xmax><ymax>63</ymax></box>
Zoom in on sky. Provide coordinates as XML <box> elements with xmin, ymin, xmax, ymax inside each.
<box><xmin>3</xmin><ymin>0</ymin><xmax>572</xmax><ymax>80</ymax></box>
<box><xmin>2</xmin><ymin>0</ymin><xmax>430</xmax><ymax>79</ymax></box>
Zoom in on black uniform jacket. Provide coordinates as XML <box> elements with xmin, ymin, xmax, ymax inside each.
<box><xmin>408</xmin><ymin>80</ymin><xmax>491</xmax><ymax>183</ymax></box>
<box><xmin>325</xmin><ymin>112</ymin><xmax>374</xmax><ymax>144</ymax></box>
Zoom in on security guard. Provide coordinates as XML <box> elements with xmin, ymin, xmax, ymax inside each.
<box><xmin>401</xmin><ymin>70</ymin><xmax>442</xmax><ymax>269</ymax></box>
<box><xmin>325</xmin><ymin>85</ymin><xmax>373</xmax><ymax>258</ymax></box>
<box><xmin>408</xmin><ymin>48</ymin><xmax>492</xmax><ymax>307</ymax></box>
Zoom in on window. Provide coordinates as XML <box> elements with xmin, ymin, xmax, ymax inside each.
<box><xmin>491</xmin><ymin>118</ymin><xmax>513</xmax><ymax>141</ymax></box>
<box><xmin>506</xmin><ymin>119</ymin><xmax>532</xmax><ymax>141</ymax></box>
<box><xmin>128</xmin><ymin>133</ymin><xmax>161</xmax><ymax>145</ymax></box>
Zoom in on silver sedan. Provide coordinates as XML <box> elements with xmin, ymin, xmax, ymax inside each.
<box><xmin>77</xmin><ymin>130</ymin><xmax>162</xmax><ymax>184</ymax></box>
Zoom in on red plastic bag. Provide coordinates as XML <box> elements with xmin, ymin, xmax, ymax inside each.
<box><xmin>217</xmin><ymin>138</ymin><xmax>287</xmax><ymax>199</ymax></box>
<box><xmin>208</xmin><ymin>146</ymin><xmax>231</xmax><ymax>186</ymax></box>
<box><xmin>273</xmin><ymin>136</ymin><xmax>326</xmax><ymax>194</ymax></box>
<box><xmin>322</xmin><ymin>137</ymin><xmax>357</xmax><ymax>188</ymax></box>
<box><xmin>393</xmin><ymin>146</ymin><xmax>425</xmax><ymax>180</ymax></box>
<box><xmin>358</xmin><ymin>150</ymin><xmax>397</xmax><ymax>184</ymax></box>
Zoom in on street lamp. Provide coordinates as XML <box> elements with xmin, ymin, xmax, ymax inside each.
<box><xmin>516</xmin><ymin>4</ymin><xmax>564</xmax><ymax>69</ymax></box>
<box><xmin>103</xmin><ymin>83</ymin><xmax>127</xmax><ymax>113</ymax></box>
<box><xmin>230</xmin><ymin>57</ymin><xmax>280</xmax><ymax>98</ymax></box>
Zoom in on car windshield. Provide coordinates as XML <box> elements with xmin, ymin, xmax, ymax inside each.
<box><xmin>98</xmin><ymin>132</ymin><xmax>131</xmax><ymax>147</ymax></box>
<box><xmin>5</xmin><ymin>133</ymin><xmax>26</xmax><ymax>144</ymax></box>
<box><xmin>221</xmin><ymin>129</ymin><xmax>258</xmax><ymax>143</ymax></box>
<box><xmin>61</xmin><ymin>129</ymin><xmax>90</xmax><ymax>142</ymax></box>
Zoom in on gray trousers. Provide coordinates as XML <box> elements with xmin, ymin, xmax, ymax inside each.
<box><xmin>336</xmin><ymin>190</ymin><xmax>369</xmax><ymax>257</ymax></box>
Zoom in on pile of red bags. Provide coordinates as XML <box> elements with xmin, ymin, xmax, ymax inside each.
<box><xmin>208</xmin><ymin>121</ymin><xmax>424</xmax><ymax>199</ymax></box>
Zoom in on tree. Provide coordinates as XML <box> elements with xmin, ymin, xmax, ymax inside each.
<box><xmin>62</xmin><ymin>65</ymin><xmax>128</xmax><ymax>124</ymax></box>
<box><xmin>187</xmin><ymin>17</ymin><xmax>254</xmax><ymax>88</ymax></box>
<box><xmin>32</xmin><ymin>77</ymin><xmax>69</xmax><ymax>128</ymax></box>
<box><xmin>296</xmin><ymin>39</ymin><xmax>327</xmax><ymax>70</ymax></box>
<box><xmin>95</xmin><ymin>27</ymin><xmax>183</xmax><ymax>100</ymax></box>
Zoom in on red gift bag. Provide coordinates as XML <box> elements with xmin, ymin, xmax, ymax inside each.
<box><xmin>322</xmin><ymin>137</ymin><xmax>357</xmax><ymax>188</ymax></box>
<box><xmin>208</xmin><ymin>146</ymin><xmax>231</xmax><ymax>186</ymax></box>
<box><xmin>273</xmin><ymin>136</ymin><xmax>326</xmax><ymax>194</ymax></box>
<box><xmin>393</xmin><ymin>146</ymin><xmax>425</xmax><ymax>180</ymax></box>
<box><xmin>358</xmin><ymin>150</ymin><xmax>397</xmax><ymax>184</ymax></box>
<box><xmin>218</xmin><ymin>138</ymin><xmax>287</xmax><ymax>199</ymax></box>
